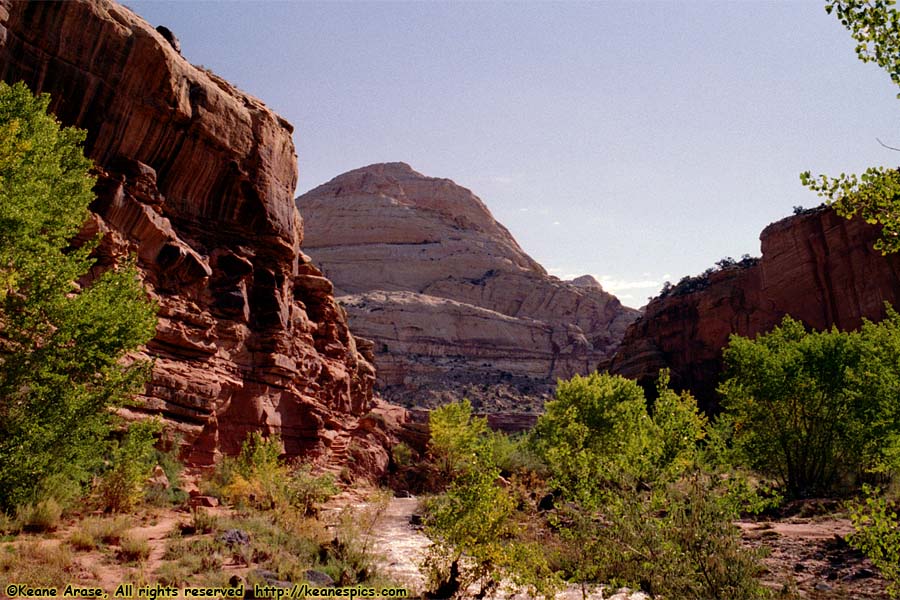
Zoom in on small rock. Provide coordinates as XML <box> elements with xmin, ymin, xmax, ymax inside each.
<box><xmin>189</xmin><ymin>495</ymin><xmax>219</xmax><ymax>508</ymax></box>
<box><xmin>155</xmin><ymin>25</ymin><xmax>181</xmax><ymax>53</ymax></box>
<box><xmin>854</xmin><ymin>567</ymin><xmax>875</xmax><ymax>579</ymax></box>
<box><xmin>814</xmin><ymin>582</ymin><xmax>832</xmax><ymax>592</ymax></box>
<box><xmin>218</xmin><ymin>529</ymin><xmax>251</xmax><ymax>546</ymax></box>
<box><xmin>304</xmin><ymin>570</ymin><xmax>334</xmax><ymax>587</ymax></box>
<box><xmin>147</xmin><ymin>465</ymin><xmax>170</xmax><ymax>490</ymax></box>
<box><xmin>793</xmin><ymin>562</ymin><xmax>806</xmax><ymax>572</ymax></box>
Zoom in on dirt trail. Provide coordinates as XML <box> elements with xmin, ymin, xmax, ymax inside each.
<box><xmin>366</xmin><ymin>497</ymin><xmax>647</xmax><ymax>600</ymax></box>
<box><xmin>368</xmin><ymin>497</ymin><xmax>431</xmax><ymax>593</ymax></box>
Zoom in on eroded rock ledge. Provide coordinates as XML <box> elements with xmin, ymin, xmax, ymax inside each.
<box><xmin>0</xmin><ymin>0</ymin><xmax>392</xmax><ymax>471</ymax></box>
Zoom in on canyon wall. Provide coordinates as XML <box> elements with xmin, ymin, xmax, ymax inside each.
<box><xmin>297</xmin><ymin>162</ymin><xmax>639</xmax><ymax>411</ymax></box>
<box><xmin>607</xmin><ymin>207</ymin><xmax>900</xmax><ymax>409</ymax></box>
<box><xmin>0</xmin><ymin>0</ymin><xmax>395</xmax><ymax>470</ymax></box>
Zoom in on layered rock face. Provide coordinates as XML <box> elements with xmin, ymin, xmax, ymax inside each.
<box><xmin>0</xmin><ymin>0</ymin><xmax>390</xmax><ymax>469</ymax></box>
<box><xmin>608</xmin><ymin>207</ymin><xmax>900</xmax><ymax>409</ymax></box>
<box><xmin>297</xmin><ymin>163</ymin><xmax>639</xmax><ymax>410</ymax></box>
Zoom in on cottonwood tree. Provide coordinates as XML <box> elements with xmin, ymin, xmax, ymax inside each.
<box><xmin>0</xmin><ymin>81</ymin><xmax>157</xmax><ymax>511</ymax></box>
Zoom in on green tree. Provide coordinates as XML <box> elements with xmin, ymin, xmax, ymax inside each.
<box><xmin>0</xmin><ymin>81</ymin><xmax>157</xmax><ymax>511</ymax></box>
<box><xmin>423</xmin><ymin>401</ymin><xmax>561</xmax><ymax>598</ymax></box>
<box><xmin>801</xmin><ymin>0</ymin><xmax>900</xmax><ymax>253</ymax></box>
<box><xmin>531</xmin><ymin>373</ymin><xmax>657</xmax><ymax>497</ymax></box>
<box><xmin>718</xmin><ymin>312</ymin><xmax>900</xmax><ymax>497</ymax></box>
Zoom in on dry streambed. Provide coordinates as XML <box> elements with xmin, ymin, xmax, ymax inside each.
<box><xmin>367</xmin><ymin>497</ymin><xmax>892</xmax><ymax>599</ymax></box>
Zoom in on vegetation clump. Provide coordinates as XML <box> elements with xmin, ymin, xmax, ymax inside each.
<box><xmin>422</xmin><ymin>376</ymin><xmax>774</xmax><ymax>599</ymax></box>
<box><xmin>0</xmin><ymin>81</ymin><xmax>157</xmax><ymax>513</ymax></box>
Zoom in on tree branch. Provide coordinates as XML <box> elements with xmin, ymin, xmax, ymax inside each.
<box><xmin>876</xmin><ymin>137</ymin><xmax>900</xmax><ymax>152</ymax></box>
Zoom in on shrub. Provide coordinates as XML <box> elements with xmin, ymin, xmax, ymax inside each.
<box><xmin>718</xmin><ymin>311</ymin><xmax>900</xmax><ymax>497</ymax></box>
<box><xmin>424</xmin><ymin>401</ymin><xmax>561</xmax><ymax>598</ymax></box>
<box><xmin>98</xmin><ymin>418</ymin><xmax>162</xmax><ymax>512</ymax></box>
<box><xmin>210</xmin><ymin>432</ymin><xmax>333</xmax><ymax>513</ymax></box>
<box><xmin>391</xmin><ymin>442</ymin><xmax>413</xmax><ymax>468</ymax></box>
<box><xmin>530</xmin><ymin>373</ymin><xmax>658</xmax><ymax>497</ymax></box>
<box><xmin>85</xmin><ymin>515</ymin><xmax>132</xmax><ymax>545</ymax></box>
<box><xmin>285</xmin><ymin>465</ymin><xmax>338</xmax><ymax>516</ymax></box>
<box><xmin>15</xmin><ymin>499</ymin><xmax>62</xmax><ymax>533</ymax></box>
<box><xmin>0</xmin><ymin>541</ymin><xmax>73</xmax><ymax>586</ymax></box>
<box><xmin>118</xmin><ymin>532</ymin><xmax>151</xmax><ymax>563</ymax></box>
<box><xmin>68</xmin><ymin>528</ymin><xmax>96</xmax><ymax>552</ymax></box>
<box><xmin>428</xmin><ymin>399</ymin><xmax>492</xmax><ymax>481</ymax></box>
<box><xmin>587</xmin><ymin>474</ymin><xmax>772</xmax><ymax>599</ymax></box>
<box><xmin>190</xmin><ymin>508</ymin><xmax>219</xmax><ymax>534</ymax></box>
<box><xmin>848</xmin><ymin>486</ymin><xmax>900</xmax><ymax>597</ymax></box>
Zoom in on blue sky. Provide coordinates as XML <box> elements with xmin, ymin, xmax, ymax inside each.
<box><xmin>128</xmin><ymin>0</ymin><xmax>900</xmax><ymax>307</ymax></box>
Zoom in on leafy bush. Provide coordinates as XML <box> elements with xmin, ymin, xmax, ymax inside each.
<box><xmin>718</xmin><ymin>311</ymin><xmax>900</xmax><ymax>497</ymax></box>
<box><xmin>285</xmin><ymin>464</ymin><xmax>339</xmax><ymax>516</ymax></box>
<box><xmin>424</xmin><ymin>401</ymin><xmax>561</xmax><ymax>598</ymax></box>
<box><xmin>98</xmin><ymin>418</ymin><xmax>162</xmax><ymax>512</ymax></box>
<box><xmin>581</xmin><ymin>474</ymin><xmax>771</xmax><ymax>599</ymax></box>
<box><xmin>78</xmin><ymin>515</ymin><xmax>132</xmax><ymax>546</ymax></box>
<box><xmin>428</xmin><ymin>399</ymin><xmax>492</xmax><ymax>481</ymax></box>
<box><xmin>0</xmin><ymin>81</ymin><xmax>157</xmax><ymax>512</ymax></box>
<box><xmin>211</xmin><ymin>432</ymin><xmax>336</xmax><ymax>513</ymax></box>
<box><xmin>531</xmin><ymin>373</ymin><xmax>657</xmax><ymax>497</ymax></box>
<box><xmin>848</xmin><ymin>486</ymin><xmax>900</xmax><ymax>597</ymax></box>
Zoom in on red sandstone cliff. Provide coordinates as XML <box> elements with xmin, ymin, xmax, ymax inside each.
<box><xmin>607</xmin><ymin>207</ymin><xmax>900</xmax><ymax>408</ymax></box>
<box><xmin>297</xmin><ymin>162</ymin><xmax>639</xmax><ymax>411</ymax></box>
<box><xmin>0</xmin><ymin>0</ymin><xmax>395</xmax><ymax>471</ymax></box>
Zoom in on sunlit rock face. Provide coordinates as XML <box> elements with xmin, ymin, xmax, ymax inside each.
<box><xmin>0</xmin><ymin>0</ymin><xmax>395</xmax><ymax>473</ymax></box>
<box><xmin>607</xmin><ymin>207</ymin><xmax>900</xmax><ymax>410</ymax></box>
<box><xmin>297</xmin><ymin>162</ymin><xmax>639</xmax><ymax>412</ymax></box>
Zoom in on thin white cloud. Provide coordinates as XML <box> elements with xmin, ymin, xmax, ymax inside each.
<box><xmin>553</xmin><ymin>221</ymin><xmax>560</xmax><ymax>225</ymax></box>
<box><xmin>597</xmin><ymin>276</ymin><xmax>661</xmax><ymax>292</ymax></box>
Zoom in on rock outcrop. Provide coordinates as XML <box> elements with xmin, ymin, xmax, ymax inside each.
<box><xmin>296</xmin><ymin>163</ymin><xmax>639</xmax><ymax>411</ymax></box>
<box><xmin>0</xmin><ymin>0</ymin><xmax>392</xmax><ymax>470</ymax></box>
<box><xmin>607</xmin><ymin>207</ymin><xmax>900</xmax><ymax>409</ymax></box>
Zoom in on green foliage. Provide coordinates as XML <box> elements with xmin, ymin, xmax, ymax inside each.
<box><xmin>424</xmin><ymin>401</ymin><xmax>562</xmax><ymax>598</ymax></box>
<box><xmin>848</xmin><ymin>485</ymin><xmax>900</xmax><ymax>597</ymax></box>
<box><xmin>801</xmin><ymin>167</ymin><xmax>900</xmax><ymax>253</ymax></box>
<box><xmin>0</xmin><ymin>81</ymin><xmax>157</xmax><ymax>511</ymax></box>
<box><xmin>210</xmin><ymin>432</ymin><xmax>337</xmax><ymax>514</ymax></box>
<box><xmin>584</xmin><ymin>474</ymin><xmax>771</xmax><ymax>600</ymax></box>
<box><xmin>650</xmin><ymin>370</ymin><xmax>708</xmax><ymax>479</ymax></box>
<box><xmin>531</xmin><ymin>373</ymin><xmax>656</xmax><ymax>499</ymax></box>
<box><xmin>800</xmin><ymin>1</ymin><xmax>900</xmax><ymax>252</ymax></box>
<box><xmin>285</xmin><ymin>464</ymin><xmax>339</xmax><ymax>516</ymax></box>
<box><xmin>718</xmin><ymin>312</ymin><xmax>900</xmax><ymax>497</ymax></box>
<box><xmin>532</xmin><ymin>372</ymin><xmax>706</xmax><ymax>500</ymax></box>
<box><xmin>428</xmin><ymin>399</ymin><xmax>492</xmax><ymax>480</ymax></box>
<box><xmin>530</xmin><ymin>372</ymin><xmax>769</xmax><ymax>599</ymax></box>
<box><xmin>98</xmin><ymin>418</ymin><xmax>162</xmax><ymax>512</ymax></box>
